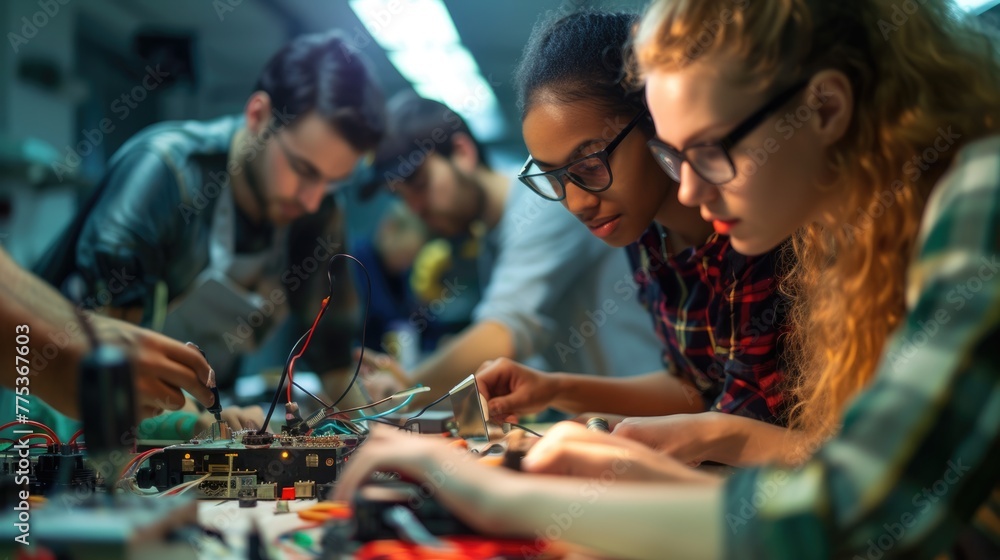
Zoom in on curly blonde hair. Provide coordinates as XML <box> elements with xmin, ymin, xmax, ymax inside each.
<box><xmin>635</xmin><ymin>0</ymin><xmax>1000</xmax><ymax>436</ymax></box>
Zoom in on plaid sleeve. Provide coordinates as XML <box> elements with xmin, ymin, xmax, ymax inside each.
<box><xmin>724</xmin><ymin>137</ymin><xmax>1000</xmax><ymax>559</ymax></box>
<box><xmin>625</xmin><ymin>234</ymin><xmax>677</xmax><ymax>375</ymax></box>
<box><xmin>712</xmin><ymin>249</ymin><xmax>790</xmax><ymax>423</ymax></box>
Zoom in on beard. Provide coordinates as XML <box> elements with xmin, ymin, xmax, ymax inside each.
<box><xmin>243</xmin><ymin>145</ymin><xmax>310</xmax><ymax>227</ymax></box>
<box><xmin>427</xmin><ymin>163</ymin><xmax>486</xmax><ymax>237</ymax></box>
<box><xmin>239</xmin><ymin>146</ymin><xmax>273</xmax><ymax>223</ymax></box>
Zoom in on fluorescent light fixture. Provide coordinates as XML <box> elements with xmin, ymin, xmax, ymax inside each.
<box><xmin>956</xmin><ymin>0</ymin><xmax>1000</xmax><ymax>13</ymax></box>
<box><xmin>387</xmin><ymin>48</ymin><xmax>480</xmax><ymax>82</ymax></box>
<box><xmin>350</xmin><ymin>0</ymin><xmax>506</xmax><ymax>142</ymax></box>
<box><xmin>414</xmin><ymin>75</ymin><xmax>505</xmax><ymax>141</ymax></box>
<box><xmin>350</xmin><ymin>0</ymin><xmax>459</xmax><ymax>50</ymax></box>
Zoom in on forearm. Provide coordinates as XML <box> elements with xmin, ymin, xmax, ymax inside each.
<box><xmin>2</xmin><ymin>248</ymin><xmax>79</xmax><ymax>333</ymax></box>
<box><xmin>550</xmin><ymin>371</ymin><xmax>706</xmax><ymax>416</ymax></box>
<box><xmin>335</xmin><ymin>428</ymin><xmax>724</xmax><ymax>560</ymax></box>
<box><xmin>503</xmin><ymin>477</ymin><xmax>724</xmax><ymax>560</ymax></box>
<box><xmin>409</xmin><ymin>320</ymin><xmax>514</xmax><ymax>405</ymax></box>
<box><xmin>702</xmin><ymin>414</ymin><xmax>814</xmax><ymax>468</ymax></box>
<box><xmin>1</xmin><ymin>249</ymin><xmax>86</xmax><ymax>409</ymax></box>
<box><xmin>0</xmin><ymin>249</ymin><xmax>140</xmax><ymax>336</ymax></box>
<box><xmin>428</xmin><ymin>451</ymin><xmax>725</xmax><ymax>560</ymax></box>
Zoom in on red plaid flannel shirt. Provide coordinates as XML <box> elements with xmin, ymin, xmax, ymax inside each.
<box><xmin>625</xmin><ymin>225</ymin><xmax>791</xmax><ymax>423</ymax></box>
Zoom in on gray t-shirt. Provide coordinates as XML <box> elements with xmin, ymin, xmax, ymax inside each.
<box><xmin>473</xmin><ymin>182</ymin><xmax>661</xmax><ymax>377</ymax></box>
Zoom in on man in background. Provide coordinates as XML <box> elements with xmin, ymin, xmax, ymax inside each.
<box><xmin>32</xmin><ymin>31</ymin><xmax>386</xmax><ymax>432</ymax></box>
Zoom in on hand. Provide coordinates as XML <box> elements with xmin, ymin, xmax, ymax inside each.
<box><xmin>193</xmin><ymin>405</ymin><xmax>265</xmax><ymax>434</ymax></box>
<box><xmin>91</xmin><ymin>315</ymin><xmax>215</xmax><ymax>419</ymax></box>
<box><xmin>332</xmin><ymin>426</ymin><xmax>526</xmax><ymax>536</ymax></box>
<box><xmin>475</xmin><ymin>358</ymin><xmax>560</xmax><ymax>422</ymax></box>
<box><xmin>613</xmin><ymin>413</ymin><xmax>723</xmax><ymax>467</ymax></box>
<box><xmin>522</xmin><ymin>422</ymin><xmax>719</xmax><ymax>484</ymax></box>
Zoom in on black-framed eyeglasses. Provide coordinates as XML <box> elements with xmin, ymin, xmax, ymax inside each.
<box><xmin>274</xmin><ymin>131</ymin><xmax>346</xmax><ymax>193</ymax></box>
<box><xmin>518</xmin><ymin>110</ymin><xmax>649</xmax><ymax>201</ymax></box>
<box><xmin>646</xmin><ymin>80</ymin><xmax>809</xmax><ymax>186</ymax></box>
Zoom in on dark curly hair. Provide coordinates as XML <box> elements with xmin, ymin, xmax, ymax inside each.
<box><xmin>255</xmin><ymin>31</ymin><xmax>386</xmax><ymax>151</ymax></box>
<box><xmin>514</xmin><ymin>11</ymin><xmax>645</xmax><ymax>121</ymax></box>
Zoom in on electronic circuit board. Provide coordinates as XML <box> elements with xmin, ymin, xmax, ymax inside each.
<box><xmin>138</xmin><ymin>432</ymin><xmax>362</xmax><ymax>500</ymax></box>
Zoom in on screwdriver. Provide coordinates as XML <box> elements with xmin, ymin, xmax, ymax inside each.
<box><xmin>188</xmin><ymin>342</ymin><xmax>222</xmax><ymax>423</ymax></box>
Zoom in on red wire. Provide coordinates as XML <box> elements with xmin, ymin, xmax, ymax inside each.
<box><xmin>287</xmin><ymin>297</ymin><xmax>330</xmax><ymax>403</ymax></box>
<box><xmin>69</xmin><ymin>428</ymin><xmax>84</xmax><ymax>444</ymax></box>
<box><xmin>119</xmin><ymin>447</ymin><xmax>163</xmax><ymax>481</ymax></box>
<box><xmin>0</xmin><ymin>433</ymin><xmax>57</xmax><ymax>447</ymax></box>
<box><xmin>355</xmin><ymin>537</ymin><xmax>549</xmax><ymax>560</ymax></box>
<box><xmin>0</xmin><ymin>420</ymin><xmax>60</xmax><ymax>444</ymax></box>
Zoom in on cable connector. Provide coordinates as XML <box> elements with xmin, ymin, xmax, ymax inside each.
<box><xmin>282</xmin><ymin>402</ymin><xmax>310</xmax><ymax>436</ymax></box>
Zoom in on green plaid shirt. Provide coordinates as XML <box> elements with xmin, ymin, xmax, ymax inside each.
<box><xmin>725</xmin><ymin>135</ymin><xmax>1000</xmax><ymax>559</ymax></box>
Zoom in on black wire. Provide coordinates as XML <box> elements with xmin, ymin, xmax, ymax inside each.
<box><xmin>258</xmin><ymin>331</ymin><xmax>308</xmax><ymax>434</ymax></box>
<box><xmin>508</xmin><ymin>423</ymin><xmax>543</xmax><ymax>438</ymax></box>
<box><xmin>258</xmin><ymin>254</ymin><xmax>372</xmax><ymax>434</ymax></box>
<box><xmin>360</xmin><ymin>417</ymin><xmax>400</xmax><ymax>428</ymax></box>
<box><xmin>329</xmin><ymin>254</ymin><xmax>371</xmax><ymax>409</ymax></box>
<box><xmin>402</xmin><ymin>392</ymin><xmax>452</xmax><ymax>428</ymax></box>
<box><xmin>303</xmin><ymin>393</ymin><xmax>397</xmax><ymax>432</ymax></box>
<box><xmin>331</xmin><ymin>394</ymin><xmax>396</xmax><ymax>415</ymax></box>
<box><xmin>355</xmin><ymin>394</ymin><xmax>450</xmax><ymax>431</ymax></box>
<box><xmin>292</xmin><ymin>380</ymin><xmax>330</xmax><ymax>408</ymax></box>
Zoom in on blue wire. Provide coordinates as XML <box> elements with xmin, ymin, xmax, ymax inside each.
<box><xmin>312</xmin><ymin>422</ymin><xmax>349</xmax><ymax>436</ymax></box>
<box><xmin>358</xmin><ymin>393</ymin><xmax>414</xmax><ymax>420</ymax></box>
<box><xmin>312</xmin><ymin>389</ymin><xmax>420</xmax><ymax>434</ymax></box>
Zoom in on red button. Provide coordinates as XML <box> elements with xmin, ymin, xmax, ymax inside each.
<box><xmin>281</xmin><ymin>487</ymin><xmax>296</xmax><ymax>500</ymax></box>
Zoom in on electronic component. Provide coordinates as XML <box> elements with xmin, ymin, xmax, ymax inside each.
<box><xmin>294</xmin><ymin>480</ymin><xmax>316</xmax><ymax>499</ymax></box>
<box><xmin>1</xmin><ymin>444</ymin><xmax>94</xmax><ymax>499</ymax></box>
<box><xmin>257</xmin><ymin>483</ymin><xmax>277</xmax><ymax>500</ymax></box>
<box><xmin>353</xmin><ymin>480</ymin><xmax>476</xmax><ymax>542</ymax></box>
<box><xmin>449</xmin><ymin>374</ymin><xmax>495</xmax><ymax>440</ymax></box>
<box><xmin>350</xmin><ymin>477</ymin><xmax>546</xmax><ymax>557</ymax></box>
<box><xmin>242</xmin><ymin>432</ymin><xmax>275</xmax><ymax>447</ymax></box>
<box><xmin>208</xmin><ymin>421</ymin><xmax>232</xmax><ymax>441</ymax></box>
<box><xmin>31</xmin><ymin>445</ymin><xmax>96</xmax><ymax>496</ymax></box>
<box><xmin>137</xmin><ymin>433</ymin><xmax>360</xmax><ymax>499</ymax></box>
<box><xmin>317</xmin><ymin>481</ymin><xmax>337</xmax><ymax>501</ymax></box>
<box><xmin>380</xmin><ymin>410</ymin><xmax>456</xmax><ymax>434</ymax></box>
<box><xmin>383</xmin><ymin>506</ymin><xmax>453</xmax><ymax>550</ymax></box>
<box><xmin>79</xmin><ymin>343</ymin><xmax>136</xmax><ymax>485</ymax></box>
<box><xmin>283</xmin><ymin>402</ymin><xmax>310</xmax><ymax>436</ymax></box>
